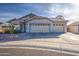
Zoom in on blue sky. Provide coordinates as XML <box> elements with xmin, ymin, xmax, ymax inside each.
<box><xmin>0</xmin><ymin>3</ymin><xmax>79</xmax><ymax>23</ymax></box>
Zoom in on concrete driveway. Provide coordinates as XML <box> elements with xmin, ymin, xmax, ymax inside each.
<box><xmin>0</xmin><ymin>33</ymin><xmax>79</xmax><ymax>56</ymax></box>
<box><xmin>59</xmin><ymin>32</ymin><xmax>79</xmax><ymax>44</ymax></box>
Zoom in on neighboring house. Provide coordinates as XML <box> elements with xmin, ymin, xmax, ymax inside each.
<box><xmin>7</xmin><ymin>13</ymin><xmax>68</xmax><ymax>33</ymax></box>
<box><xmin>0</xmin><ymin>22</ymin><xmax>3</xmax><ymax>33</ymax></box>
<box><xmin>68</xmin><ymin>21</ymin><xmax>79</xmax><ymax>33</ymax></box>
<box><xmin>0</xmin><ymin>23</ymin><xmax>10</xmax><ymax>33</ymax></box>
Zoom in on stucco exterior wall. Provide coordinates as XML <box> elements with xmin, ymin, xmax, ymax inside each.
<box><xmin>68</xmin><ymin>25</ymin><xmax>79</xmax><ymax>33</ymax></box>
<box><xmin>0</xmin><ymin>26</ymin><xmax>3</xmax><ymax>33</ymax></box>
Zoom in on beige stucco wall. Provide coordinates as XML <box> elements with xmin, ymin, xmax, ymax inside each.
<box><xmin>68</xmin><ymin>25</ymin><xmax>79</xmax><ymax>33</ymax></box>
<box><xmin>0</xmin><ymin>26</ymin><xmax>3</xmax><ymax>33</ymax></box>
<box><xmin>0</xmin><ymin>26</ymin><xmax>8</xmax><ymax>33</ymax></box>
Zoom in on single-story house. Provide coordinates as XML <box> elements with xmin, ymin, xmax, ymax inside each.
<box><xmin>68</xmin><ymin>21</ymin><xmax>79</xmax><ymax>33</ymax></box>
<box><xmin>7</xmin><ymin>13</ymin><xmax>68</xmax><ymax>33</ymax></box>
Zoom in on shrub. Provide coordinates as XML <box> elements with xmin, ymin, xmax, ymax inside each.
<box><xmin>4</xmin><ymin>29</ymin><xmax>10</xmax><ymax>34</ymax></box>
<box><xmin>4</xmin><ymin>24</ymin><xmax>21</xmax><ymax>34</ymax></box>
<box><xmin>4</xmin><ymin>29</ymin><xmax>21</xmax><ymax>34</ymax></box>
<box><xmin>13</xmin><ymin>30</ymin><xmax>21</xmax><ymax>34</ymax></box>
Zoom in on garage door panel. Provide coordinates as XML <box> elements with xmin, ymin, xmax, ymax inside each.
<box><xmin>30</xmin><ymin>24</ymin><xmax>50</xmax><ymax>33</ymax></box>
<box><xmin>53</xmin><ymin>26</ymin><xmax>64</xmax><ymax>32</ymax></box>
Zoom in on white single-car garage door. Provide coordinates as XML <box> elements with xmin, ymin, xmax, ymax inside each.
<box><xmin>29</xmin><ymin>24</ymin><xmax>50</xmax><ymax>33</ymax></box>
<box><xmin>53</xmin><ymin>23</ymin><xmax>64</xmax><ymax>32</ymax></box>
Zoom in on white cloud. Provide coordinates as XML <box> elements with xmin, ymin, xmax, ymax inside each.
<box><xmin>1</xmin><ymin>3</ymin><xmax>79</xmax><ymax>22</ymax></box>
<box><xmin>63</xmin><ymin>4</ymin><xmax>79</xmax><ymax>21</ymax></box>
<box><xmin>0</xmin><ymin>12</ymin><xmax>22</xmax><ymax>22</ymax></box>
<box><xmin>46</xmin><ymin>3</ymin><xmax>79</xmax><ymax>22</ymax></box>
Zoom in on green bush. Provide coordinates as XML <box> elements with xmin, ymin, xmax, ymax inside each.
<box><xmin>4</xmin><ymin>24</ymin><xmax>21</xmax><ymax>34</ymax></box>
<box><xmin>13</xmin><ymin>30</ymin><xmax>21</xmax><ymax>34</ymax></box>
<box><xmin>4</xmin><ymin>29</ymin><xmax>21</xmax><ymax>34</ymax></box>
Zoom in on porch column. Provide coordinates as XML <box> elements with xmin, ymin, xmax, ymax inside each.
<box><xmin>64</xmin><ymin>22</ymin><xmax>67</xmax><ymax>32</ymax></box>
<box><xmin>24</xmin><ymin>23</ymin><xmax>26</xmax><ymax>32</ymax></box>
<box><xmin>78</xmin><ymin>25</ymin><xmax>79</xmax><ymax>33</ymax></box>
<box><xmin>20</xmin><ymin>24</ymin><xmax>23</xmax><ymax>32</ymax></box>
<box><xmin>20</xmin><ymin>22</ymin><xmax>26</xmax><ymax>33</ymax></box>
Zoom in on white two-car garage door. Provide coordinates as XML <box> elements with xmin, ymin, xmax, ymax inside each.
<box><xmin>30</xmin><ymin>24</ymin><xmax>50</xmax><ymax>33</ymax></box>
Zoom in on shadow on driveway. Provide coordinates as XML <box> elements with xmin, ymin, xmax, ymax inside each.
<box><xmin>0</xmin><ymin>33</ymin><xmax>64</xmax><ymax>42</ymax></box>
